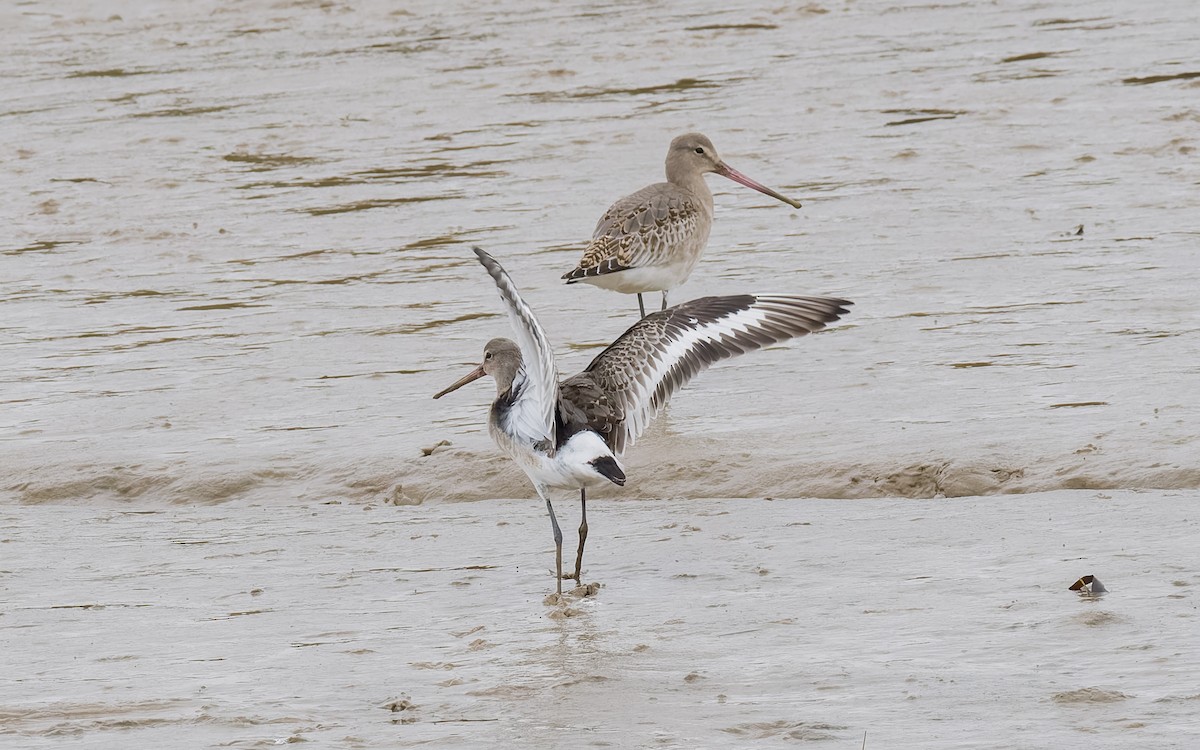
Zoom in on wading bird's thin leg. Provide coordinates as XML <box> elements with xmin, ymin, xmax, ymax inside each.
<box><xmin>637</xmin><ymin>293</ymin><xmax>646</xmax><ymax>319</ymax></box>
<box><xmin>661</xmin><ymin>290</ymin><xmax>669</xmax><ymax>311</ymax></box>
<box><xmin>566</xmin><ymin>488</ymin><xmax>588</xmax><ymax>583</ymax></box>
<box><xmin>540</xmin><ymin>487</ymin><xmax>564</xmax><ymax>595</ymax></box>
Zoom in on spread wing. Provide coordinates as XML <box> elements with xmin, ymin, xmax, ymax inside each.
<box><xmin>580</xmin><ymin>294</ymin><xmax>851</xmax><ymax>454</ymax></box>
<box><xmin>562</xmin><ymin>183</ymin><xmax>705</xmax><ymax>281</ymax></box>
<box><xmin>472</xmin><ymin>247</ymin><xmax>558</xmax><ymax>449</ymax></box>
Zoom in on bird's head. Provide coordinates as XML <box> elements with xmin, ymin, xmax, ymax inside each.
<box><xmin>666</xmin><ymin>132</ymin><xmax>722</xmax><ymax>179</ymax></box>
<box><xmin>433</xmin><ymin>338</ymin><xmax>523</xmax><ymax>399</ymax></box>
<box><xmin>666</xmin><ymin>132</ymin><xmax>802</xmax><ymax>209</ymax></box>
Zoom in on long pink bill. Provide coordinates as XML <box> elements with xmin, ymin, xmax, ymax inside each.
<box><xmin>715</xmin><ymin>163</ymin><xmax>803</xmax><ymax>209</ymax></box>
<box><xmin>432</xmin><ymin>365</ymin><xmax>485</xmax><ymax>399</ymax></box>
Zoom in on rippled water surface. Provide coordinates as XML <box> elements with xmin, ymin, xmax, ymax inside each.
<box><xmin>5</xmin><ymin>1</ymin><xmax>1200</xmax><ymax>748</ymax></box>
<box><xmin>5</xmin><ymin>0</ymin><xmax>1199</xmax><ymax>503</ymax></box>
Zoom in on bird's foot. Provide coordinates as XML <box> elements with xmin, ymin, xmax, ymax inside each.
<box><xmin>542</xmin><ymin>582</ymin><xmax>601</xmax><ymax>608</ymax></box>
<box><xmin>548</xmin><ymin>567</ymin><xmax>579</xmax><ymax>584</ymax></box>
<box><xmin>570</xmin><ymin>581</ymin><xmax>601</xmax><ymax>598</ymax></box>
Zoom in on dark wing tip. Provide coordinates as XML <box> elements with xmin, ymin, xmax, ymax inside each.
<box><xmin>827</xmin><ymin>298</ymin><xmax>854</xmax><ymax>321</ymax></box>
<box><xmin>471</xmin><ymin>245</ymin><xmax>508</xmax><ymax>284</ymax></box>
<box><xmin>563</xmin><ymin>258</ymin><xmax>631</xmax><ymax>282</ymax></box>
<box><xmin>817</xmin><ymin>297</ymin><xmax>853</xmax><ymax>320</ymax></box>
<box><xmin>754</xmin><ymin>294</ymin><xmax>853</xmax><ymax>325</ymax></box>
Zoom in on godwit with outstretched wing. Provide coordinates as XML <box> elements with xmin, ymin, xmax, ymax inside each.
<box><xmin>436</xmin><ymin>247</ymin><xmax>849</xmax><ymax>596</ymax></box>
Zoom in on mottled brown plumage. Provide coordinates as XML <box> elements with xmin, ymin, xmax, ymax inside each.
<box><xmin>562</xmin><ymin>133</ymin><xmax>803</xmax><ymax>317</ymax></box>
<box><xmin>570</xmin><ymin>186</ymin><xmax>706</xmax><ymax>276</ymax></box>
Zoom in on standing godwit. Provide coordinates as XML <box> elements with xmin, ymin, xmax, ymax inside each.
<box><xmin>561</xmin><ymin>133</ymin><xmax>803</xmax><ymax>318</ymax></box>
<box><xmin>435</xmin><ymin>247</ymin><xmax>850</xmax><ymax>597</ymax></box>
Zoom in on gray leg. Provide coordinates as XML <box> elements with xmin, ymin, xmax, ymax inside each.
<box><xmin>661</xmin><ymin>290</ymin><xmax>669</xmax><ymax>311</ymax></box>
<box><xmin>637</xmin><ymin>293</ymin><xmax>646</xmax><ymax>319</ymax></box>
<box><xmin>541</xmin><ymin>490</ymin><xmax>564</xmax><ymax>595</ymax></box>
<box><xmin>568</xmin><ymin>488</ymin><xmax>588</xmax><ymax>582</ymax></box>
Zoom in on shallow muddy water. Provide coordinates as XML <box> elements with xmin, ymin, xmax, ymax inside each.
<box><xmin>4</xmin><ymin>0</ymin><xmax>1199</xmax><ymax>504</ymax></box>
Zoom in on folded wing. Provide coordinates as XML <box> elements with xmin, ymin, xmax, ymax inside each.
<box><xmin>562</xmin><ymin>185</ymin><xmax>703</xmax><ymax>281</ymax></box>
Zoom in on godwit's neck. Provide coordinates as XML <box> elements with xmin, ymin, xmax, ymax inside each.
<box><xmin>489</xmin><ymin>374</ymin><xmax>524</xmax><ymax>439</ymax></box>
<box><xmin>492</xmin><ymin>366</ymin><xmax>526</xmax><ymax>408</ymax></box>
<box><xmin>667</xmin><ymin>168</ymin><xmax>713</xmax><ymax>212</ymax></box>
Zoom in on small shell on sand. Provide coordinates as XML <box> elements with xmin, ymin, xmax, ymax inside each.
<box><xmin>1069</xmin><ymin>575</ymin><xmax>1107</xmax><ymax>595</ymax></box>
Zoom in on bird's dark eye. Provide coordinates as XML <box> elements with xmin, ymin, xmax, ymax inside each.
<box><xmin>694</xmin><ymin>147</ymin><xmax>705</xmax><ymax>154</ymax></box>
<box><xmin>484</xmin><ymin>352</ymin><xmax>493</xmax><ymax>360</ymax></box>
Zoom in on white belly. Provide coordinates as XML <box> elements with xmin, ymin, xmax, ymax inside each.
<box><xmin>491</xmin><ymin>427</ymin><xmax>622</xmax><ymax>492</ymax></box>
<box><xmin>577</xmin><ymin>261</ymin><xmax>692</xmax><ymax>295</ymax></box>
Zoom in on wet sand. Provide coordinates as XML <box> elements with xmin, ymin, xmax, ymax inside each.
<box><xmin>3</xmin><ymin>490</ymin><xmax>1198</xmax><ymax>748</ymax></box>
